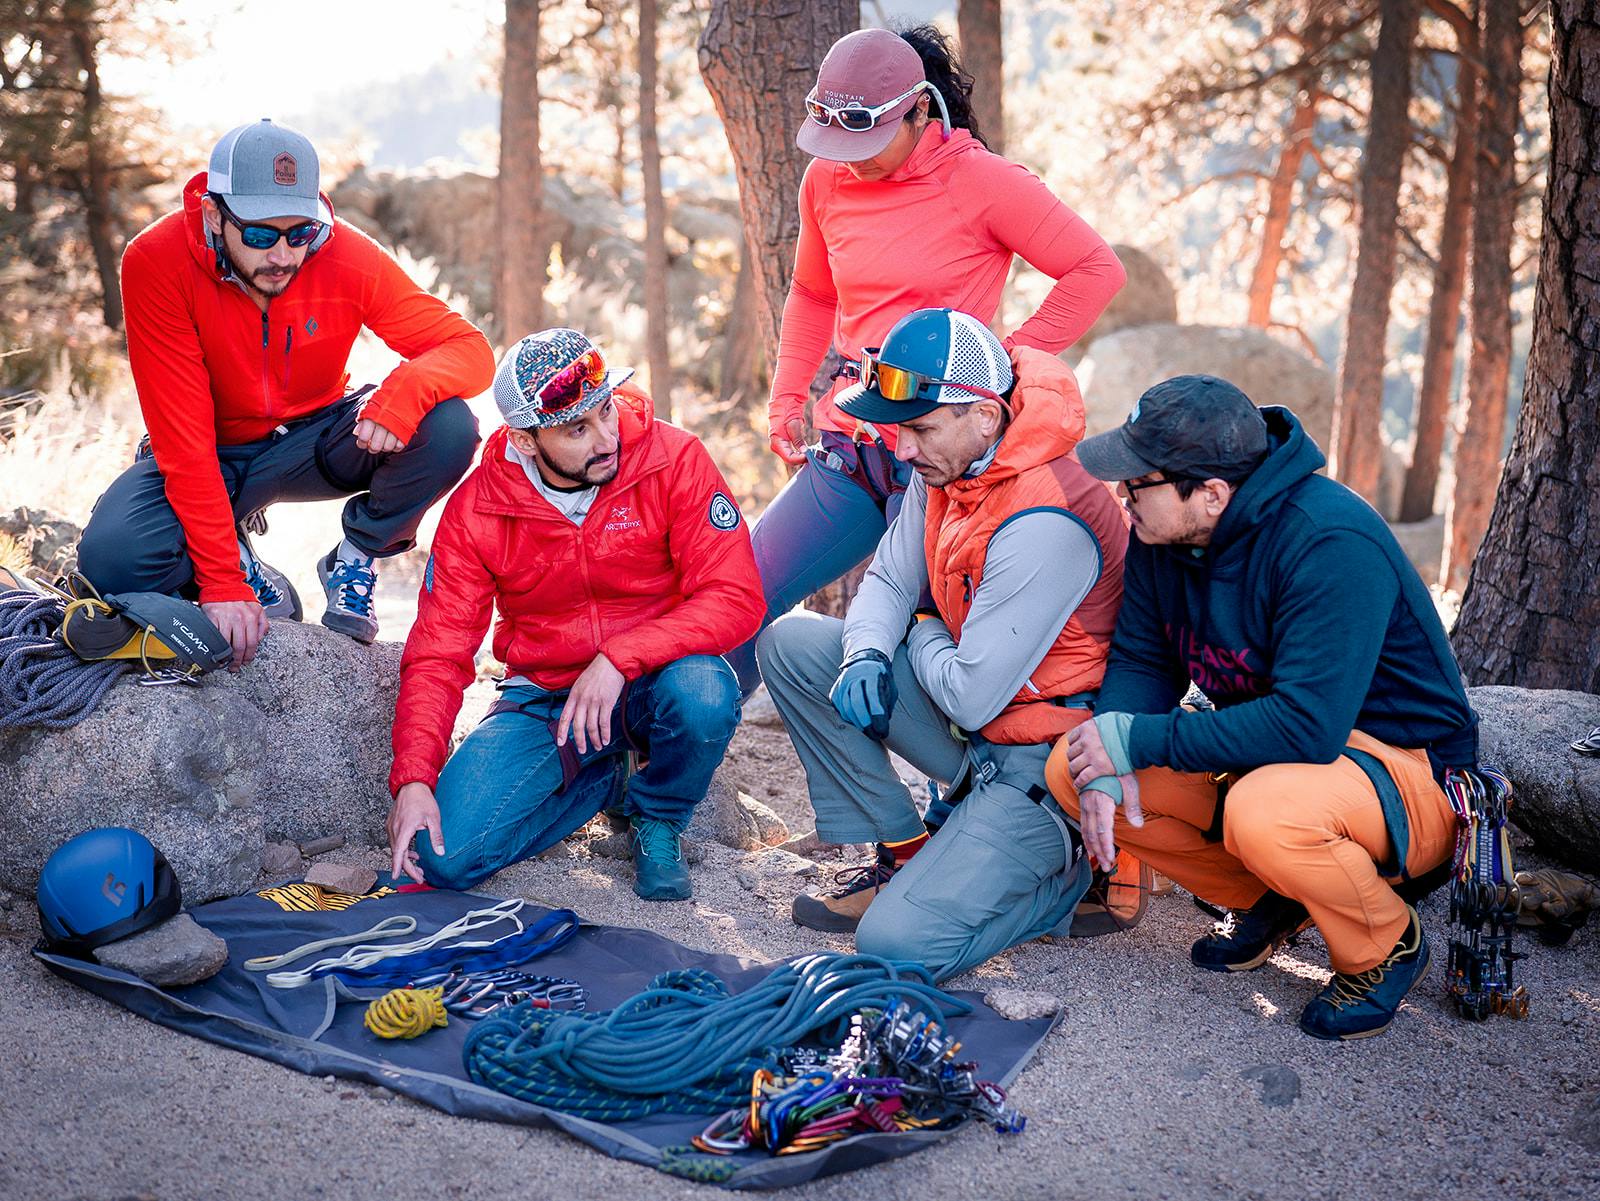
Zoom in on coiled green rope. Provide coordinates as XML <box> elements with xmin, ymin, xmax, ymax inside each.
<box><xmin>463</xmin><ymin>953</ymin><xmax>970</xmax><ymax>1122</ymax></box>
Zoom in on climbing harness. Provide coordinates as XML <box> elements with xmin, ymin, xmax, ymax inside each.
<box><xmin>1443</xmin><ymin>766</ymin><xmax>1529</xmax><ymax>1020</ymax></box>
<box><xmin>243</xmin><ymin>899</ymin><xmax>579</xmax><ymax>989</ymax></box>
<box><xmin>365</xmin><ymin>985</ymin><xmax>449</xmax><ymax>1039</ymax></box>
<box><xmin>463</xmin><ymin>953</ymin><xmax>971</xmax><ymax>1122</ymax></box>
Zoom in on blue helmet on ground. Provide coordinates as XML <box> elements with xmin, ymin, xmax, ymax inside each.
<box><xmin>36</xmin><ymin>827</ymin><xmax>182</xmax><ymax>955</ymax></box>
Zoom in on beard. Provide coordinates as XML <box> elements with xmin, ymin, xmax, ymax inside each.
<box><xmin>538</xmin><ymin>441</ymin><xmax>621</xmax><ymax>488</ymax></box>
<box><xmin>245</xmin><ymin>262</ymin><xmax>300</xmax><ymax>297</ymax></box>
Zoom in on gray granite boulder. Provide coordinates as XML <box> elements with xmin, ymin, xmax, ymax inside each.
<box><xmin>92</xmin><ymin>912</ymin><xmax>229</xmax><ymax>986</ymax></box>
<box><xmin>0</xmin><ymin>622</ymin><xmax>400</xmax><ymax>903</ymax></box>
<box><xmin>685</xmin><ymin>767</ymin><xmax>790</xmax><ymax>851</ymax></box>
<box><xmin>1470</xmin><ymin>685</ymin><xmax>1600</xmax><ymax>872</ymax></box>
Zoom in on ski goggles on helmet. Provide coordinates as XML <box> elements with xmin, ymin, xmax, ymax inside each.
<box><xmin>214</xmin><ymin>196</ymin><xmax>323</xmax><ymax>249</ymax></box>
<box><xmin>536</xmin><ymin>347</ymin><xmax>608</xmax><ymax>416</ymax></box>
<box><xmin>804</xmin><ymin>81</ymin><xmax>933</xmax><ymax>133</ymax></box>
<box><xmin>852</xmin><ymin>346</ymin><xmax>1007</xmax><ymax>405</ymax></box>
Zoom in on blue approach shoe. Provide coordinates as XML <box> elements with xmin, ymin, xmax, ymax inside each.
<box><xmin>1299</xmin><ymin>906</ymin><xmax>1431</xmax><ymax>1041</ymax></box>
<box><xmin>1191</xmin><ymin>888</ymin><xmax>1312</xmax><ymax>972</ymax></box>
<box><xmin>238</xmin><ymin>534</ymin><xmax>302</xmax><ymax>621</ymax></box>
<box><xmin>630</xmin><ymin>816</ymin><xmax>691</xmax><ymax>901</ymax></box>
<box><xmin>318</xmin><ymin>544</ymin><xmax>378</xmax><ymax>644</ymax></box>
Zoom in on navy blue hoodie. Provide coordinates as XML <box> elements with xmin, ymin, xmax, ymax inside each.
<box><xmin>1099</xmin><ymin>407</ymin><xmax>1478</xmax><ymax>774</ymax></box>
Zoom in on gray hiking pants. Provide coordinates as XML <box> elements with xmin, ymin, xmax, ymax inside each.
<box><xmin>757</xmin><ymin>611</ymin><xmax>1090</xmax><ymax>980</ymax></box>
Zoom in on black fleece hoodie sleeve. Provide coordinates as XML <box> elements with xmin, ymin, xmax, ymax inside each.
<box><xmin>1125</xmin><ymin>529</ymin><xmax>1399</xmax><ymax>772</ymax></box>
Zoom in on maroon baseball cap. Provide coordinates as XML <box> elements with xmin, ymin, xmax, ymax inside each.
<box><xmin>795</xmin><ymin>29</ymin><xmax>927</xmax><ymax>163</ymax></box>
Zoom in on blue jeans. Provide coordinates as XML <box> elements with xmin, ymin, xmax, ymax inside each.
<box><xmin>416</xmin><ymin>655</ymin><xmax>741</xmax><ymax>890</ymax></box>
<box><xmin>727</xmin><ymin>432</ymin><xmax>910</xmax><ymax>695</ymax></box>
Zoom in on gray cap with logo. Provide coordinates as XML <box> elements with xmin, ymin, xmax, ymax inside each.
<box><xmin>1075</xmin><ymin>374</ymin><xmax>1271</xmax><ymax>483</ymax></box>
<box><xmin>207</xmin><ymin>119</ymin><xmax>326</xmax><ymax>223</ymax></box>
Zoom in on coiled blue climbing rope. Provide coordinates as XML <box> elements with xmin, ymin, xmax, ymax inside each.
<box><xmin>463</xmin><ymin>952</ymin><xmax>972</xmax><ymax>1122</ymax></box>
<box><xmin>0</xmin><ymin>588</ymin><xmax>127</xmax><ymax>731</ymax></box>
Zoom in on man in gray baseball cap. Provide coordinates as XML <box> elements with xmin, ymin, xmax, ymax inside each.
<box><xmin>1046</xmin><ymin>373</ymin><xmax>1481</xmax><ymax>1041</ymax></box>
<box><xmin>76</xmin><ymin>119</ymin><xmax>493</xmax><ymax>667</ymax></box>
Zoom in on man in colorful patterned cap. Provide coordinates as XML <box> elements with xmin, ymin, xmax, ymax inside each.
<box><xmin>758</xmin><ymin>307</ymin><xmax>1129</xmax><ymax>980</ymax></box>
<box><xmin>386</xmin><ymin>328</ymin><xmax>765</xmax><ymax>900</ymax></box>
<box><xmin>76</xmin><ymin>119</ymin><xmax>492</xmax><ymax>663</ymax></box>
<box><xmin>1047</xmin><ymin>374</ymin><xmax>1479</xmax><ymax>1039</ymax></box>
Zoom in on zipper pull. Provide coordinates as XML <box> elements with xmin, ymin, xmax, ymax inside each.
<box><xmin>962</xmin><ymin>572</ymin><xmax>973</xmax><ymax>604</ymax></box>
<box><xmin>260</xmin><ymin>310</ymin><xmax>269</xmax><ymax>348</ymax></box>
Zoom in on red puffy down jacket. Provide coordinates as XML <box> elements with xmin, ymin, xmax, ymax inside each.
<box><xmin>389</xmin><ymin>387</ymin><xmax>765</xmax><ymax>795</ymax></box>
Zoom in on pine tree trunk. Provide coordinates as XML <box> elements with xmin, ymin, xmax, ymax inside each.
<box><xmin>1400</xmin><ymin>21</ymin><xmax>1478</xmax><ymax>524</ymax></box>
<box><xmin>717</xmin><ymin>232</ymin><xmax>761</xmax><ymax>406</ymax></box>
<box><xmin>1246</xmin><ymin>84</ymin><xmax>1320</xmax><ymax>328</ymax></box>
<box><xmin>957</xmin><ymin>0</ymin><xmax>1004</xmax><ymax>154</ymax></box>
<box><xmin>1443</xmin><ymin>0</ymin><xmax>1523</xmax><ymax>592</ymax></box>
<box><xmin>698</xmin><ymin>0</ymin><xmax>858</xmax><ymax>374</ymax></box>
<box><xmin>1333</xmin><ymin>0</ymin><xmax>1419</xmax><ymax>502</ymax></box>
<box><xmin>639</xmin><ymin>0</ymin><xmax>673</xmax><ymax>420</ymax></box>
<box><xmin>1451</xmin><ymin>0</ymin><xmax>1600</xmax><ymax>692</ymax></box>
<box><xmin>65</xmin><ymin>3</ymin><xmax>121</xmax><ymax>331</ymax></box>
<box><xmin>497</xmin><ymin>0</ymin><xmax>547</xmax><ymax>343</ymax></box>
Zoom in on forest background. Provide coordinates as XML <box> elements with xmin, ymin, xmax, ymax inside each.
<box><xmin>1</xmin><ymin>0</ymin><xmax>1593</xmax><ymax>692</ymax></box>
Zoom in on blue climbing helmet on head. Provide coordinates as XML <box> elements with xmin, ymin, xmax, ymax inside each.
<box><xmin>36</xmin><ymin>827</ymin><xmax>182</xmax><ymax>956</ymax></box>
<box><xmin>837</xmin><ymin>307</ymin><xmax>1015</xmax><ymax>425</ymax></box>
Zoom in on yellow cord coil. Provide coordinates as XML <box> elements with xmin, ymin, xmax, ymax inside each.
<box><xmin>364</xmin><ymin>985</ymin><xmax>449</xmax><ymax>1039</ymax></box>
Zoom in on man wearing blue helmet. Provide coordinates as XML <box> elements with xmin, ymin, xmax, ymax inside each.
<box><xmin>758</xmin><ymin>307</ymin><xmax>1130</xmax><ymax>980</ymax></box>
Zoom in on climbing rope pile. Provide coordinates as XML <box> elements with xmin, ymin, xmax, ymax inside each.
<box><xmin>365</xmin><ymin>986</ymin><xmax>450</xmax><ymax>1039</ymax></box>
<box><xmin>463</xmin><ymin>953</ymin><xmax>971</xmax><ymax>1123</ymax></box>
<box><xmin>0</xmin><ymin>587</ymin><xmax>128</xmax><ymax>731</ymax></box>
<box><xmin>1444</xmin><ymin>765</ymin><xmax>1529</xmax><ymax>1020</ymax></box>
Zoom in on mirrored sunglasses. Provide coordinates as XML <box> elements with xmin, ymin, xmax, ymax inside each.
<box><xmin>851</xmin><ymin>346</ymin><xmax>1006</xmax><ymax>405</ymax></box>
<box><xmin>537</xmin><ymin>347</ymin><xmax>608</xmax><ymax>415</ymax></box>
<box><xmin>216</xmin><ymin>197</ymin><xmax>323</xmax><ymax>249</ymax></box>
<box><xmin>804</xmin><ymin>81</ymin><xmax>930</xmax><ymax>133</ymax></box>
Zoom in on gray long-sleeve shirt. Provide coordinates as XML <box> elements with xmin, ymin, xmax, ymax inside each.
<box><xmin>843</xmin><ymin>470</ymin><xmax>1103</xmax><ymax>732</ymax></box>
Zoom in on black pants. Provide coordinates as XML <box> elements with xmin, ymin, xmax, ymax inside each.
<box><xmin>77</xmin><ymin>390</ymin><xmax>479</xmax><ymax>597</ymax></box>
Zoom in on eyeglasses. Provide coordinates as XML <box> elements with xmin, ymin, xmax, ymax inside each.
<box><xmin>805</xmin><ymin>81</ymin><xmax>931</xmax><ymax>133</ymax></box>
<box><xmin>214</xmin><ymin>196</ymin><xmax>323</xmax><ymax>250</ymax></box>
<box><xmin>537</xmin><ymin>348</ymin><xmax>607</xmax><ymax>415</ymax></box>
<box><xmin>847</xmin><ymin>346</ymin><xmax>1006</xmax><ymax>405</ymax></box>
<box><xmin>1123</xmin><ymin>476</ymin><xmax>1193</xmax><ymax>498</ymax></box>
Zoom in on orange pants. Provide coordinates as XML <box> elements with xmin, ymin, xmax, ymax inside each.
<box><xmin>1045</xmin><ymin>729</ymin><xmax>1459</xmax><ymax>972</ymax></box>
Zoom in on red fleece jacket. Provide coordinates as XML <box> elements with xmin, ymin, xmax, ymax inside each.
<box><xmin>389</xmin><ymin>387</ymin><xmax>765</xmax><ymax>796</ymax></box>
<box><xmin>119</xmin><ymin>173</ymin><xmax>495</xmax><ymax>603</ymax></box>
<box><xmin>770</xmin><ymin>127</ymin><xmax>1125</xmax><ymax>449</ymax></box>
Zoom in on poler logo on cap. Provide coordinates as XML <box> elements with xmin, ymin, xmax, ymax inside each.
<box><xmin>274</xmin><ymin>153</ymin><xmax>297</xmax><ymax>186</ymax></box>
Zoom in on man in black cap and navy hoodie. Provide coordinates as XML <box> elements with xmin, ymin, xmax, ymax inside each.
<box><xmin>1045</xmin><ymin>375</ymin><xmax>1479</xmax><ymax>1040</ymax></box>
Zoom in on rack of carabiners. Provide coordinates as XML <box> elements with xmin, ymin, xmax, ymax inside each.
<box><xmin>690</xmin><ymin>1000</ymin><xmax>1025</xmax><ymax>1158</ymax></box>
<box><xmin>1443</xmin><ymin>765</ymin><xmax>1529</xmax><ymax>1020</ymax></box>
<box><xmin>408</xmin><ymin>968</ymin><xmax>587</xmax><ymax>1020</ymax></box>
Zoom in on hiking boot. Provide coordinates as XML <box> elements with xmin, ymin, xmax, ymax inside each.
<box><xmin>792</xmin><ymin>845</ymin><xmax>899</xmax><ymax>934</ymax></box>
<box><xmin>1190</xmin><ymin>889</ymin><xmax>1311</xmax><ymax>972</ymax></box>
<box><xmin>630</xmin><ymin>816</ymin><xmax>690</xmax><ymax>901</ymax></box>
<box><xmin>318</xmin><ymin>543</ymin><xmax>378</xmax><ymax>643</ymax></box>
<box><xmin>1299</xmin><ymin>906</ymin><xmax>1430</xmax><ymax>1040</ymax></box>
<box><xmin>238</xmin><ymin>534</ymin><xmax>302</xmax><ymax>620</ymax></box>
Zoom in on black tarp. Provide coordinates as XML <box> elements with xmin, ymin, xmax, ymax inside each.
<box><xmin>37</xmin><ymin>884</ymin><xmax>1057</xmax><ymax>1189</ymax></box>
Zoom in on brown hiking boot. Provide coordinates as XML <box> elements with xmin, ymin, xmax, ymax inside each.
<box><xmin>792</xmin><ymin>844</ymin><xmax>900</xmax><ymax>933</ymax></box>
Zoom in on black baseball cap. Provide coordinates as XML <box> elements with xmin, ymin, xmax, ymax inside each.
<box><xmin>1076</xmin><ymin>374</ymin><xmax>1270</xmax><ymax>482</ymax></box>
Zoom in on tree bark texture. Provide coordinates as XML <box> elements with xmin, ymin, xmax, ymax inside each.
<box><xmin>639</xmin><ymin>0</ymin><xmax>673</xmax><ymax>419</ymax></box>
<box><xmin>1400</xmin><ymin>16</ymin><xmax>1478</xmax><ymax>523</ymax></box>
<box><xmin>65</xmin><ymin>2</ymin><xmax>121</xmax><ymax>330</ymax></box>
<box><xmin>1452</xmin><ymin>0</ymin><xmax>1600</xmax><ymax>692</ymax></box>
<box><xmin>1246</xmin><ymin>84</ymin><xmax>1321</xmax><ymax>328</ymax></box>
<box><xmin>717</xmin><ymin>232</ymin><xmax>761</xmax><ymax>406</ymax></box>
<box><xmin>1333</xmin><ymin>0</ymin><xmax>1419</xmax><ymax>502</ymax></box>
<box><xmin>958</xmin><ymin>0</ymin><xmax>1004</xmax><ymax>154</ymax></box>
<box><xmin>698</xmin><ymin>0</ymin><xmax>858</xmax><ymax>375</ymax></box>
<box><xmin>497</xmin><ymin>0</ymin><xmax>547</xmax><ymax>343</ymax></box>
<box><xmin>1444</xmin><ymin>0</ymin><xmax>1523</xmax><ymax>591</ymax></box>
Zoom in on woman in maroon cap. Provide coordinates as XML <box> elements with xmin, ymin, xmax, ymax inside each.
<box><xmin>729</xmin><ymin>23</ymin><xmax>1125</xmax><ymax>693</ymax></box>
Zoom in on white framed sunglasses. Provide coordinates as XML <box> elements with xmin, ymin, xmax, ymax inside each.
<box><xmin>805</xmin><ymin>80</ymin><xmax>951</xmax><ymax>134</ymax></box>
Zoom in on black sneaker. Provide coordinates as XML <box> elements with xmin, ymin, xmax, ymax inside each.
<box><xmin>792</xmin><ymin>844</ymin><xmax>899</xmax><ymax>933</ymax></box>
<box><xmin>1190</xmin><ymin>889</ymin><xmax>1311</xmax><ymax>972</ymax></box>
<box><xmin>1299</xmin><ymin>906</ymin><xmax>1431</xmax><ymax>1040</ymax></box>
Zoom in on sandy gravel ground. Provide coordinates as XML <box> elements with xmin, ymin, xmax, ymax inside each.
<box><xmin>3</xmin><ymin>706</ymin><xmax>1598</xmax><ymax>1201</ymax></box>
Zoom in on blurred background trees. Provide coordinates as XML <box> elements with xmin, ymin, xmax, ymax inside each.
<box><xmin>1</xmin><ymin>0</ymin><xmax>1589</xmax><ymax>681</ymax></box>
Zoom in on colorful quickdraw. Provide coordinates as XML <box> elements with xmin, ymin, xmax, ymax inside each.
<box><xmin>1443</xmin><ymin>765</ymin><xmax>1529</xmax><ymax>1021</ymax></box>
<box><xmin>407</xmin><ymin>968</ymin><xmax>586</xmax><ymax>1020</ymax></box>
<box><xmin>688</xmin><ymin>1000</ymin><xmax>1025</xmax><ymax>1158</ymax></box>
